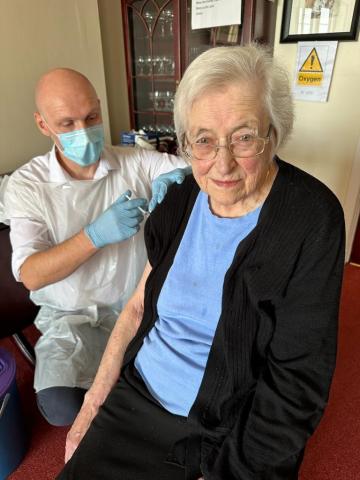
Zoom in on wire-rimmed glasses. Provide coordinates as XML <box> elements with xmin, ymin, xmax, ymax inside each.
<box><xmin>183</xmin><ymin>126</ymin><xmax>272</xmax><ymax>161</ymax></box>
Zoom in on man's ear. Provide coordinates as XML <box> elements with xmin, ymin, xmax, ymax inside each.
<box><xmin>34</xmin><ymin>111</ymin><xmax>51</xmax><ymax>137</ymax></box>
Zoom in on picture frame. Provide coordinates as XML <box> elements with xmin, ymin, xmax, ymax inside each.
<box><xmin>280</xmin><ymin>0</ymin><xmax>360</xmax><ymax>42</ymax></box>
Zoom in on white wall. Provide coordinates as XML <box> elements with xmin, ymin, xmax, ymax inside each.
<box><xmin>98</xmin><ymin>0</ymin><xmax>130</xmax><ymax>145</ymax></box>
<box><xmin>274</xmin><ymin>0</ymin><xmax>360</xmax><ymax>259</ymax></box>
<box><xmin>0</xmin><ymin>0</ymin><xmax>110</xmax><ymax>174</ymax></box>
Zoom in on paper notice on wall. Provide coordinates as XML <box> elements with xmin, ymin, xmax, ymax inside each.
<box><xmin>191</xmin><ymin>0</ymin><xmax>242</xmax><ymax>30</ymax></box>
<box><xmin>293</xmin><ymin>41</ymin><xmax>338</xmax><ymax>102</ymax></box>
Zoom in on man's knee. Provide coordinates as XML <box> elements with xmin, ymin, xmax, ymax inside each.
<box><xmin>37</xmin><ymin>386</ymin><xmax>86</xmax><ymax>426</ymax></box>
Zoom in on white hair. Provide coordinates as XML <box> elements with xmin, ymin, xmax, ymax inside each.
<box><xmin>174</xmin><ymin>43</ymin><xmax>294</xmax><ymax>153</ymax></box>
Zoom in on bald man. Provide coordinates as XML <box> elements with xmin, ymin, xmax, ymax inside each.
<box><xmin>4</xmin><ymin>68</ymin><xmax>187</xmax><ymax>426</ymax></box>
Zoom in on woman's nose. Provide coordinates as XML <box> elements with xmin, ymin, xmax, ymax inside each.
<box><xmin>214</xmin><ymin>146</ymin><xmax>236</xmax><ymax>174</ymax></box>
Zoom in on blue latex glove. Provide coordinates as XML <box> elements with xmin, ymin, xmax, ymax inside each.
<box><xmin>149</xmin><ymin>166</ymin><xmax>192</xmax><ymax>212</ymax></box>
<box><xmin>84</xmin><ymin>190</ymin><xmax>148</xmax><ymax>248</ymax></box>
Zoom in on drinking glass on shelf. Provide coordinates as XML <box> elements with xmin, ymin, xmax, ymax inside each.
<box><xmin>164</xmin><ymin>9</ymin><xmax>174</xmax><ymax>36</ymax></box>
<box><xmin>159</xmin><ymin>11</ymin><xmax>166</xmax><ymax>37</ymax></box>
<box><xmin>170</xmin><ymin>58</ymin><xmax>175</xmax><ymax>75</ymax></box>
<box><xmin>164</xmin><ymin>56</ymin><xmax>175</xmax><ymax>75</ymax></box>
<box><xmin>144</xmin><ymin>11</ymin><xmax>154</xmax><ymax>34</ymax></box>
<box><xmin>142</xmin><ymin>124</ymin><xmax>155</xmax><ymax>133</ymax></box>
<box><xmin>154</xmin><ymin>91</ymin><xmax>167</xmax><ymax>111</ymax></box>
<box><xmin>159</xmin><ymin>56</ymin><xmax>166</xmax><ymax>75</ymax></box>
<box><xmin>152</xmin><ymin>56</ymin><xmax>174</xmax><ymax>76</ymax></box>
<box><xmin>145</xmin><ymin>55</ymin><xmax>153</xmax><ymax>75</ymax></box>
<box><xmin>152</xmin><ymin>56</ymin><xmax>159</xmax><ymax>74</ymax></box>
<box><xmin>164</xmin><ymin>125</ymin><xmax>175</xmax><ymax>135</ymax></box>
<box><xmin>165</xmin><ymin>91</ymin><xmax>174</xmax><ymax>111</ymax></box>
<box><xmin>136</xmin><ymin>56</ymin><xmax>145</xmax><ymax>75</ymax></box>
<box><xmin>154</xmin><ymin>90</ymin><xmax>161</xmax><ymax>110</ymax></box>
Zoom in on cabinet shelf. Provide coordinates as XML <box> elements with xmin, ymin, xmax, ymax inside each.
<box><xmin>132</xmin><ymin>75</ymin><xmax>175</xmax><ymax>80</ymax></box>
<box><xmin>134</xmin><ymin>110</ymin><xmax>172</xmax><ymax>115</ymax></box>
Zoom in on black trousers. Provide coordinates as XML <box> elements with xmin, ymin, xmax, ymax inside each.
<box><xmin>57</xmin><ymin>363</ymin><xmax>199</xmax><ymax>480</ymax></box>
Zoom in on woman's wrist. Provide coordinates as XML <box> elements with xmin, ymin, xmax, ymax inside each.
<box><xmin>84</xmin><ymin>381</ymin><xmax>112</xmax><ymax>409</ymax></box>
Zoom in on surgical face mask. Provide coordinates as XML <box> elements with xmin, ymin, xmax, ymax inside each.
<box><xmin>56</xmin><ymin>124</ymin><xmax>105</xmax><ymax>166</ymax></box>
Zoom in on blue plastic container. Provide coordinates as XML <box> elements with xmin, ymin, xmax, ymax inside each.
<box><xmin>0</xmin><ymin>348</ymin><xmax>28</xmax><ymax>479</ymax></box>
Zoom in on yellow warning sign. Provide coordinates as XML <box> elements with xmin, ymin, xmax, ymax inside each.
<box><xmin>297</xmin><ymin>48</ymin><xmax>323</xmax><ymax>86</ymax></box>
<box><xmin>300</xmin><ymin>48</ymin><xmax>323</xmax><ymax>72</ymax></box>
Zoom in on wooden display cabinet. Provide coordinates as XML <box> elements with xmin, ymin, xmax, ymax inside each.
<box><xmin>121</xmin><ymin>0</ymin><xmax>276</xmax><ymax>135</ymax></box>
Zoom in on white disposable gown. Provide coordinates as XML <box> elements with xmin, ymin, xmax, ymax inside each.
<box><xmin>3</xmin><ymin>144</ymin><xmax>186</xmax><ymax>391</ymax></box>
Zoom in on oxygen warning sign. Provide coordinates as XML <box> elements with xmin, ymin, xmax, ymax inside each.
<box><xmin>297</xmin><ymin>48</ymin><xmax>323</xmax><ymax>86</ymax></box>
<box><xmin>293</xmin><ymin>41</ymin><xmax>337</xmax><ymax>103</ymax></box>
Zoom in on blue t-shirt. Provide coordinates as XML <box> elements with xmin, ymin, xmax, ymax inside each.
<box><xmin>135</xmin><ymin>192</ymin><xmax>261</xmax><ymax>416</ymax></box>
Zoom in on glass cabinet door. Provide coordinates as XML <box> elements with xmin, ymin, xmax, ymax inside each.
<box><xmin>182</xmin><ymin>0</ymin><xmax>241</xmax><ymax>70</ymax></box>
<box><xmin>122</xmin><ymin>0</ymin><xmax>276</xmax><ymax>145</ymax></box>
<box><xmin>124</xmin><ymin>0</ymin><xmax>179</xmax><ymax>135</ymax></box>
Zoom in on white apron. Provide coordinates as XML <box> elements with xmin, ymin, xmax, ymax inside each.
<box><xmin>7</xmin><ymin>170</ymin><xmax>147</xmax><ymax>391</ymax></box>
<box><xmin>4</xmin><ymin>145</ymin><xmax>186</xmax><ymax>391</ymax></box>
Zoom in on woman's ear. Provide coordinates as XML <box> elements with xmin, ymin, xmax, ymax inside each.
<box><xmin>270</xmin><ymin>126</ymin><xmax>279</xmax><ymax>152</ymax></box>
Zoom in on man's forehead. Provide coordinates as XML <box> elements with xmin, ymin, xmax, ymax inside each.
<box><xmin>45</xmin><ymin>97</ymin><xmax>100</xmax><ymax>122</ymax></box>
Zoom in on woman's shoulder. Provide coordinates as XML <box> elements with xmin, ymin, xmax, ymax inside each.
<box><xmin>146</xmin><ymin>175</ymin><xmax>198</xmax><ymax>235</ymax></box>
<box><xmin>144</xmin><ymin>175</ymin><xmax>199</xmax><ymax>265</ymax></box>
<box><xmin>168</xmin><ymin>173</ymin><xmax>198</xmax><ymax>196</ymax></box>
<box><xmin>152</xmin><ymin>174</ymin><xmax>198</xmax><ymax>218</ymax></box>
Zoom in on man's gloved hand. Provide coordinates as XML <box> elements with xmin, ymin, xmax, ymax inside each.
<box><xmin>149</xmin><ymin>166</ymin><xmax>192</xmax><ymax>213</ymax></box>
<box><xmin>84</xmin><ymin>190</ymin><xmax>148</xmax><ymax>248</ymax></box>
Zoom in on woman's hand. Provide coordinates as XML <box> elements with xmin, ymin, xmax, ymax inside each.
<box><xmin>65</xmin><ymin>387</ymin><xmax>105</xmax><ymax>463</ymax></box>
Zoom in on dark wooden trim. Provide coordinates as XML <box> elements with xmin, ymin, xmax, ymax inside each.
<box><xmin>280</xmin><ymin>0</ymin><xmax>360</xmax><ymax>43</ymax></box>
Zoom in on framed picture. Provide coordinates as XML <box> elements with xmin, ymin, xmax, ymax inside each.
<box><xmin>280</xmin><ymin>0</ymin><xmax>360</xmax><ymax>42</ymax></box>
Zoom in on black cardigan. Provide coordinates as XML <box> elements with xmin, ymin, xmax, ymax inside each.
<box><xmin>124</xmin><ymin>158</ymin><xmax>345</xmax><ymax>479</ymax></box>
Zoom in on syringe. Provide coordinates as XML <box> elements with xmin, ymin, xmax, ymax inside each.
<box><xmin>125</xmin><ymin>194</ymin><xmax>149</xmax><ymax>217</ymax></box>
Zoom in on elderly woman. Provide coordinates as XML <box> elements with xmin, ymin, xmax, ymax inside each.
<box><xmin>58</xmin><ymin>44</ymin><xmax>344</xmax><ymax>480</ymax></box>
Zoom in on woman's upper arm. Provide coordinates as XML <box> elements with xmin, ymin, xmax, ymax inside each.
<box><xmin>127</xmin><ymin>261</ymin><xmax>152</xmax><ymax>330</ymax></box>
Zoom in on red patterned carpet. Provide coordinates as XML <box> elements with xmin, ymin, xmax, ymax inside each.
<box><xmin>1</xmin><ymin>264</ymin><xmax>359</xmax><ymax>480</ymax></box>
<box><xmin>299</xmin><ymin>263</ymin><xmax>360</xmax><ymax>480</ymax></box>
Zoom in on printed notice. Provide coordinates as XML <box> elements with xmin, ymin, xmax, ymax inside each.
<box><xmin>293</xmin><ymin>41</ymin><xmax>337</xmax><ymax>102</ymax></box>
<box><xmin>191</xmin><ymin>0</ymin><xmax>242</xmax><ymax>30</ymax></box>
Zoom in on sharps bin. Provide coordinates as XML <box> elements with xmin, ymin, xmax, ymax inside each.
<box><xmin>0</xmin><ymin>348</ymin><xmax>28</xmax><ymax>479</ymax></box>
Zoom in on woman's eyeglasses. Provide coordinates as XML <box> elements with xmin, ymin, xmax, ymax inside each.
<box><xmin>184</xmin><ymin>126</ymin><xmax>272</xmax><ymax>161</ymax></box>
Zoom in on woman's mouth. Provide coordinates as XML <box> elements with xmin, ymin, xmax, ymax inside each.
<box><xmin>211</xmin><ymin>179</ymin><xmax>241</xmax><ymax>188</ymax></box>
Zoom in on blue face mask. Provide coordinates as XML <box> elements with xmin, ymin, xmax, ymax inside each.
<box><xmin>56</xmin><ymin>124</ymin><xmax>105</xmax><ymax>166</ymax></box>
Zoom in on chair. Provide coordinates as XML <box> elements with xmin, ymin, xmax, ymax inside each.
<box><xmin>0</xmin><ymin>222</ymin><xmax>39</xmax><ymax>364</ymax></box>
